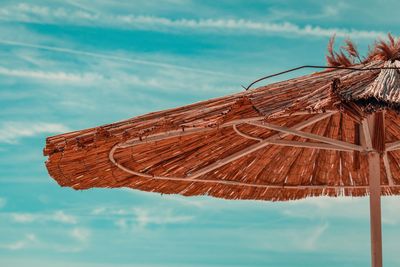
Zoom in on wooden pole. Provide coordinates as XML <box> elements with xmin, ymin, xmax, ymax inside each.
<box><xmin>369</xmin><ymin>152</ymin><xmax>382</xmax><ymax>267</ymax></box>
<box><xmin>367</xmin><ymin>113</ymin><xmax>383</xmax><ymax>267</ymax></box>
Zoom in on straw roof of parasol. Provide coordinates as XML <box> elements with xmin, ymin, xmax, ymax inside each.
<box><xmin>44</xmin><ymin>34</ymin><xmax>400</xmax><ymax>201</ymax></box>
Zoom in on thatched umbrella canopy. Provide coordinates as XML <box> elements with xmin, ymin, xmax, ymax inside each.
<box><xmin>44</xmin><ymin>35</ymin><xmax>400</xmax><ymax>267</ymax></box>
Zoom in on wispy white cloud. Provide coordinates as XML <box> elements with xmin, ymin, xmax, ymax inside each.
<box><xmin>1</xmin><ymin>233</ymin><xmax>37</xmax><ymax>250</ymax></box>
<box><xmin>112</xmin><ymin>16</ymin><xmax>384</xmax><ymax>39</ymax></box>
<box><xmin>10</xmin><ymin>210</ymin><xmax>77</xmax><ymax>224</ymax></box>
<box><xmin>133</xmin><ymin>207</ymin><xmax>194</xmax><ymax>228</ymax></box>
<box><xmin>91</xmin><ymin>207</ymin><xmax>107</xmax><ymax>215</ymax></box>
<box><xmin>281</xmin><ymin>196</ymin><xmax>369</xmax><ymax>220</ymax></box>
<box><xmin>256</xmin><ymin>223</ymin><xmax>331</xmax><ymax>253</ymax></box>
<box><xmin>0</xmin><ymin>197</ymin><xmax>6</xmax><ymax>208</ymax></box>
<box><xmin>0</xmin><ymin>66</ymin><xmax>101</xmax><ymax>84</ymax></box>
<box><xmin>53</xmin><ymin>210</ymin><xmax>78</xmax><ymax>224</ymax></box>
<box><xmin>302</xmin><ymin>223</ymin><xmax>329</xmax><ymax>251</ymax></box>
<box><xmin>0</xmin><ymin>66</ymin><xmax>234</xmax><ymax>99</ymax></box>
<box><xmin>266</xmin><ymin>3</ymin><xmax>349</xmax><ymax>22</ymax></box>
<box><xmin>0</xmin><ymin>227</ymin><xmax>92</xmax><ymax>253</ymax></box>
<box><xmin>114</xmin><ymin>218</ymin><xmax>128</xmax><ymax>230</ymax></box>
<box><xmin>0</xmin><ymin>121</ymin><xmax>70</xmax><ymax>144</ymax></box>
<box><xmin>50</xmin><ymin>227</ymin><xmax>90</xmax><ymax>253</ymax></box>
<box><xmin>381</xmin><ymin>197</ymin><xmax>400</xmax><ymax>225</ymax></box>
<box><xmin>90</xmin><ymin>205</ymin><xmax>194</xmax><ymax>229</ymax></box>
<box><xmin>282</xmin><ymin>196</ymin><xmax>400</xmax><ymax>227</ymax></box>
<box><xmin>70</xmin><ymin>227</ymin><xmax>90</xmax><ymax>242</ymax></box>
<box><xmin>0</xmin><ymin>40</ymin><xmax>232</xmax><ymax>78</ymax></box>
<box><xmin>11</xmin><ymin>213</ymin><xmax>35</xmax><ymax>223</ymax></box>
<box><xmin>0</xmin><ymin>4</ymin><xmax>386</xmax><ymax>39</ymax></box>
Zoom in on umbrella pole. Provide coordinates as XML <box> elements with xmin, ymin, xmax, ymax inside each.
<box><xmin>368</xmin><ymin>151</ymin><xmax>382</xmax><ymax>267</ymax></box>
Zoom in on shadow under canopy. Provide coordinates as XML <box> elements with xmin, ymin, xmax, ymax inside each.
<box><xmin>44</xmin><ymin>35</ymin><xmax>400</xmax><ymax>267</ymax></box>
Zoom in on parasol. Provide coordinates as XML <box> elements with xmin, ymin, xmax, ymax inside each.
<box><xmin>44</xmin><ymin>35</ymin><xmax>400</xmax><ymax>267</ymax></box>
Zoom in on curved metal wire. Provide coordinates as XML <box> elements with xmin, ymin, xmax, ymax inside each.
<box><xmin>243</xmin><ymin>65</ymin><xmax>400</xmax><ymax>91</ymax></box>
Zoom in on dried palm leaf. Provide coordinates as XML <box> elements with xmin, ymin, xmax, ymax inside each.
<box><xmin>342</xmin><ymin>38</ymin><xmax>361</xmax><ymax>63</ymax></box>
<box><xmin>327</xmin><ymin>33</ymin><xmax>400</xmax><ymax>65</ymax></box>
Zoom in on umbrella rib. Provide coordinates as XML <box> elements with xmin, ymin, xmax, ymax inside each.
<box><xmin>266</xmin><ymin>139</ymin><xmax>353</xmax><ymax>152</ymax></box>
<box><xmin>385</xmin><ymin>140</ymin><xmax>400</xmax><ymax>151</ymax></box>
<box><xmin>383</xmin><ymin>152</ymin><xmax>394</xmax><ymax>186</ymax></box>
<box><xmin>233</xmin><ymin>124</ymin><xmax>263</xmax><ymax>141</ymax></box>
<box><xmin>247</xmin><ymin>120</ymin><xmax>365</xmax><ymax>152</ymax></box>
<box><xmin>233</xmin><ymin>124</ymin><xmax>352</xmax><ymax>151</ymax></box>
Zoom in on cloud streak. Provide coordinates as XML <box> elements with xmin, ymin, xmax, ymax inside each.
<box><xmin>0</xmin><ymin>66</ymin><xmax>100</xmax><ymax>84</ymax></box>
<box><xmin>1</xmin><ymin>233</ymin><xmax>37</xmax><ymax>250</ymax></box>
<box><xmin>0</xmin><ymin>3</ymin><xmax>387</xmax><ymax>39</ymax></box>
<box><xmin>133</xmin><ymin>207</ymin><xmax>194</xmax><ymax>228</ymax></box>
<box><xmin>0</xmin><ymin>66</ymin><xmax>234</xmax><ymax>96</ymax></box>
<box><xmin>70</xmin><ymin>227</ymin><xmax>90</xmax><ymax>242</ymax></box>
<box><xmin>303</xmin><ymin>223</ymin><xmax>329</xmax><ymax>251</ymax></box>
<box><xmin>0</xmin><ymin>197</ymin><xmax>6</xmax><ymax>208</ymax></box>
<box><xmin>0</xmin><ymin>40</ymin><xmax>233</xmax><ymax>78</ymax></box>
<box><xmin>10</xmin><ymin>210</ymin><xmax>77</xmax><ymax>224</ymax></box>
<box><xmin>89</xmin><ymin>206</ymin><xmax>194</xmax><ymax>229</ymax></box>
<box><xmin>0</xmin><ymin>122</ymin><xmax>70</xmax><ymax>144</ymax></box>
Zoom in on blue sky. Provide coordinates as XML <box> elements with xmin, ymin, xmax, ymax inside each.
<box><xmin>1</xmin><ymin>1</ymin><xmax>400</xmax><ymax>266</ymax></box>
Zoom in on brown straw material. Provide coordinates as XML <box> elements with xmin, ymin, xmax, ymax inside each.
<box><xmin>44</xmin><ymin>35</ymin><xmax>400</xmax><ymax>201</ymax></box>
